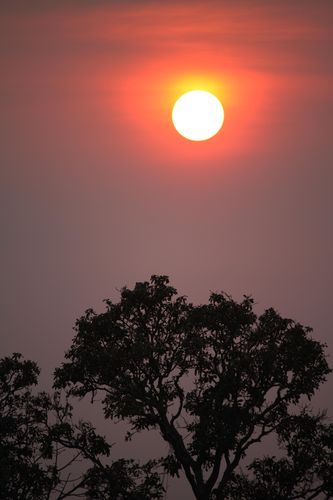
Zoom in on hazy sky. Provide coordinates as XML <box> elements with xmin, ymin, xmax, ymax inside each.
<box><xmin>1</xmin><ymin>1</ymin><xmax>333</xmax><ymax>496</ymax></box>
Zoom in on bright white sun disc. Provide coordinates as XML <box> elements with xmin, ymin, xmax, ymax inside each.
<box><xmin>172</xmin><ymin>90</ymin><xmax>224</xmax><ymax>141</ymax></box>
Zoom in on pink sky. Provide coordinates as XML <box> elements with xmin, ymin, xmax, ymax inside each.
<box><xmin>1</xmin><ymin>1</ymin><xmax>333</xmax><ymax>496</ymax></box>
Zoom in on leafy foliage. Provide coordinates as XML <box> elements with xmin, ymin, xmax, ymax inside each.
<box><xmin>223</xmin><ymin>411</ymin><xmax>333</xmax><ymax>499</ymax></box>
<box><xmin>0</xmin><ymin>353</ymin><xmax>164</xmax><ymax>499</ymax></box>
<box><xmin>0</xmin><ymin>353</ymin><xmax>52</xmax><ymax>499</ymax></box>
<box><xmin>85</xmin><ymin>459</ymin><xmax>163</xmax><ymax>499</ymax></box>
<box><xmin>55</xmin><ymin>275</ymin><xmax>332</xmax><ymax>499</ymax></box>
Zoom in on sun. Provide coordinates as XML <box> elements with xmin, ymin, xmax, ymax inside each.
<box><xmin>172</xmin><ymin>90</ymin><xmax>224</xmax><ymax>141</ymax></box>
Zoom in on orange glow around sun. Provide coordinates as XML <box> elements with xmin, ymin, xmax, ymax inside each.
<box><xmin>102</xmin><ymin>53</ymin><xmax>273</xmax><ymax>171</ymax></box>
<box><xmin>11</xmin><ymin>2</ymin><xmax>282</xmax><ymax>174</ymax></box>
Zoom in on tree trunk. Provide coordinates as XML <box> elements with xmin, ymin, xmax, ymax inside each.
<box><xmin>190</xmin><ymin>481</ymin><xmax>211</xmax><ymax>500</ymax></box>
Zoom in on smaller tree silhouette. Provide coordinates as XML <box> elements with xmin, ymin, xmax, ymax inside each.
<box><xmin>55</xmin><ymin>275</ymin><xmax>333</xmax><ymax>500</ymax></box>
<box><xmin>223</xmin><ymin>409</ymin><xmax>333</xmax><ymax>499</ymax></box>
<box><xmin>0</xmin><ymin>353</ymin><xmax>163</xmax><ymax>499</ymax></box>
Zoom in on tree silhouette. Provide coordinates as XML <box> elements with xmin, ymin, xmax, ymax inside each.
<box><xmin>0</xmin><ymin>353</ymin><xmax>163</xmax><ymax>499</ymax></box>
<box><xmin>54</xmin><ymin>275</ymin><xmax>333</xmax><ymax>499</ymax></box>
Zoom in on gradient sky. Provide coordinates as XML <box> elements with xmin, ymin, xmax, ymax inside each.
<box><xmin>1</xmin><ymin>1</ymin><xmax>333</xmax><ymax>496</ymax></box>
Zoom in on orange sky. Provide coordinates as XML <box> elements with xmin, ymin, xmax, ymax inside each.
<box><xmin>2</xmin><ymin>1</ymin><xmax>332</xmax><ymax>177</ymax></box>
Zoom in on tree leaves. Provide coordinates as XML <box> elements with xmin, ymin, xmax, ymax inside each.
<box><xmin>53</xmin><ymin>275</ymin><xmax>332</xmax><ymax>499</ymax></box>
<box><xmin>0</xmin><ymin>353</ymin><xmax>163</xmax><ymax>499</ymax></box>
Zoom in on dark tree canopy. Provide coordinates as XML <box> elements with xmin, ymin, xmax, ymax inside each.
<box><xmin>0</xmin><ymin>353</ymin><xmax>163</xmax><ymax>500</ymax></box>
<box><xmin>55</xmin><ymin>275</ymin><xmax>333</xmax><ymax>499</ymax></box>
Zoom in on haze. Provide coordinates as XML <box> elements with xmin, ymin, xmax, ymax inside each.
<box><xmin>1</xmin><ymin>1</ymin><xmax>333</xmax><ymax>497</ymax></box>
